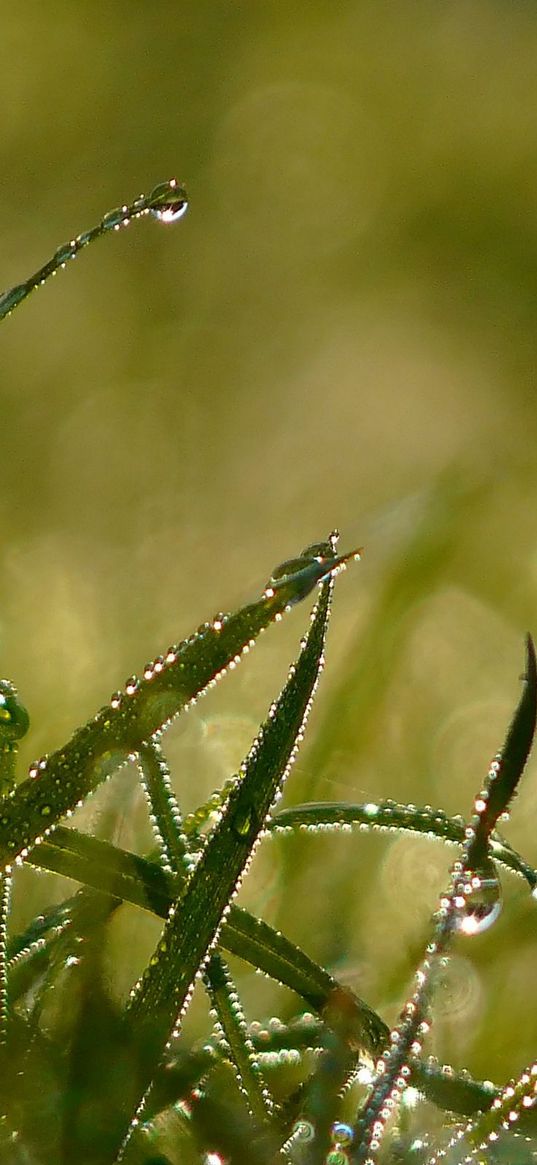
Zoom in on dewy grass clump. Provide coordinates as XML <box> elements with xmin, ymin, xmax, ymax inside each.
<box><xmin>0</xmin><ymin>182</ymin><xmax>536</xmax><ymax>1165</ymax></box>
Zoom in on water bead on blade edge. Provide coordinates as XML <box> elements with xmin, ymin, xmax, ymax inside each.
<box><xmin>452</xmin><ymin>863</ymin><xmax>502</xmax><ymax>937</ymax></box>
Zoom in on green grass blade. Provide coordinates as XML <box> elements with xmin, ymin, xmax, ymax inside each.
<box><xmin>465</xmin><ymin>633</ymin><xmax>537</xmax><ymax>872</ymax></box>
<box><xmin>26</xmin><ymin>826</ymin><xmax>388</xmax><ymax>1056</ymax></box>
<box><xmin>204</xmin><ymin>951</ymin><xmax>276</xmax><ymax>1127</ymax></box>
<box><xmin>269</xmin><ymin>800</ymin><xmax>537</xmax><ymax>890</ymax></box>
<box><xmin>0</xmin><ymin>179</ymin><xmax>188</xmax><ymax>322</ymax></box>
<box><xmin>0</xmin><ymin>543</ymin><xmax>351</xmax><ymax>872</ymax></box>
<box><xmin>136</xmin><ymin>740</ymin><xmax>193</xmax><ymax>878</ymax></box>
<box><xmin>350</xmin><ymin>642</ymin><xmax>537</xmax><ymax>1164</ymax></box>
<box><xmin>119</xmin><ymin>577</ymin><xmax>334</xmax><ymax>1157</ymax></box>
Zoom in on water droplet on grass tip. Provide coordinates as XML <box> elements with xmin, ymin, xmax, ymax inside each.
<box><xmin>149</xmin><ymin>179</ymin><xmax>188</xmax><ymax>223</ymax></box>
<box><xmin>453</xmin><ymin>862</ymin><xmax>502</xmax><ymax>936</ymax></box>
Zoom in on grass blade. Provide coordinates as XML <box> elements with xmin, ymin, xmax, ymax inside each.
<box><xmin>0</xmin><ymin>543</ymin><xmax>353</xmax><ymax>872</ymax></box>
<box><xmin>119</xmin><ymin>576</ymin><xmax>334</xmax><ymax>1157</ymax></box>
<box><xmin>0</xmin><ymin>179</ymin><xmax>188</xmax><ymax>322</ymax></box>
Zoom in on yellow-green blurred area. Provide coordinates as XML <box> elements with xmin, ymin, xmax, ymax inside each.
<box><xmin>2</xmin><ymin>0</ymin><xmax>537</xmax><ymax>1107</ymax></box>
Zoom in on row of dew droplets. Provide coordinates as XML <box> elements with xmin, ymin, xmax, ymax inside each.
<box><xmin>0</xmin><ymin>178</ymin><xmax>188</xmax><ymax>321</ymax></box>
<box><xmin>0</xmin><ymin>681</ymin><xmax>30</xmax><ymax>1046</ymax></box>
<box><xmin>350</xmin><ymin>635</ymin><xmax>537</xmax><ymax>1165</ymax></box>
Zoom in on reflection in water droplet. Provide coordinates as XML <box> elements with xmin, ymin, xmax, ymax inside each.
<box><xmin>331</xmin><ymin>1121</ymin><xmax>353</xmax><ymax>1148</ymax></box>
<box><xmin>232</xmin><ymin>802</ymin><xmax>255</xmax><ymax>838</ymax></box>
<box><xmin>453</xmin><ymin>862</ymin><xmax>502</xmax><ymax>936</ymax></box>
<box><xmin>149</xmin><ymin>179</ymin><xmax>189</xmax><ymax>224</ymax></box>
<box><xmin>151</xmin><ymin>201</ymin><xmax>188</xmax><ymax>224</ymax></box>
<box><xmin>292</xmin><ymin>1119</ymin><xmax>315</xmax><ymax>1142</ymax></box>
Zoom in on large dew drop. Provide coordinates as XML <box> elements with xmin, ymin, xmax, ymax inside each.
<box><xmin>452</xmin><ymin>860</ymin><xmax>502</xmax><ymax>936</ymax></box>
<box><xmin>148</xmin><ymin>179</ymin><xmax>188</xmax><ymax>223</ymax></box>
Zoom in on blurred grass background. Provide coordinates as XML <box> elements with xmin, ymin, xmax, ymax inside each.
<box><xmin>2</xmin><ymin>0</ymin><xmax>537</xmax><ymax>1100</ymax></box>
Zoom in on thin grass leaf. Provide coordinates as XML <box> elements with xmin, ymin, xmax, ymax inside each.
<box><xmin>296</xmin><ymin>990</ymin><xmax>364</xmax><ymax>1165</ymax></box>
<box><xmin>118</xmin><ymin>575</ymin><xmax>335</xmax><ymax>1159</ymax></box>
<box><xmin>7</xmin><ymin>896</ymin><xmax>87</xmax><ymax>1007</ymax></box>
<box><xmin>0</xmin><ymin>679</ymin><xmax>29</xmax><ymax>1051</ymax></box>
<box><xmin>0</xmin><ymin>543</ymin><xmax>355</xmax><ymax>872</ymax></box>
<box><xmin>0</xmin><ymin>179</ymin><xmax>188</xmax><ymax>322</ymax></box>
<box><xmin>350</xmin><ymin>636</ymin><xmax>537</xmax><ymax>1165</ymax></box>
<box><xmin>137</xmin><ymin>739</ymin><xmax>193</xmax><ymax>878</ymax></box>
<box><xmin>464</xmin><ymin>632</ymin><xmax>537</xmax><ymax>873</ymax></box>
<box><xmin>269</xmin><ymin>801</ymin><xmax>537</xmax><ymax>891</ymax></box>
<box><xmin>25</xmin><ymin>825</ymin><xmax>388</xmax><ymax>1056</ymax></box>
<box><xmin>422</xmin><ymin>1063</ymin><xmax>537</xmax><ymax>1164</ymax></box>
<box><xmin>204</xmin><ymin>951</ymin><xmax>276</xmax><ymax>1129</ymax></box>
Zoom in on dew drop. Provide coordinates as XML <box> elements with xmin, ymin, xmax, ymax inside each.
<box><xmin>453</xmin><ymin>861</ymin><xmax>502</xmax><ymax>936</ymax></box>
<box><xmin>292</xmin><ymin>1119</ymin><xmax>315</xmax><ymax>1142</ymax></box>
<box><xmin>149</xmin><ymin>179</ymin><xmax>188</xmax><ymax>223</ymax></box>
<box><xmin>331</xmin><ymin>1122</ymin><xmax>353</xmax><ymax>1148</ymax></box>
<box><xmin>232</xmin><ymin>802</ymin><xmax>256</xmax><ymax>839</ymax></box>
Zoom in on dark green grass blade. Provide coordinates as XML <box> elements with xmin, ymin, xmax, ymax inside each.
<box><xmin>0</xmin><ymin>547</ymin><xmax>349</xmax><ymax>871</ymax></box>
<box><xmin>136</xmin><ymin>739</ymin><xmax>193</xmax><ymax>878</ymax></box>
<box><xmin>203</xmin><ymin>951</ymin><xmax>276</xmax><ymax>1128</ymax></box>
<box><xmin>17</xmin><ymin>833</ymin><xmax>535</xmax><ymax>1127</ymax></box>
<box><xmin>0</xmin><ymin>179</ymin><xmax>188</xmax><ymax>322</ymax></box>
<box><xmin>466</xmin><ymin>633</ymin><xmax>537</xmax><ymax>870</ymax></box>
<box><xmin>350</xmin><ymin>638</ymin><xmax>537</xmax><ymax>1164</ymax></box>
<box><xmin>119</xmin><ymin>578</ymin><xmax>333</xmax><ymax>1157</ymax></box>
<box><xmin>269</xmin><ymin>800</ymin><xmax>537</xmax><ymax>890</ymax></box>
<box><xmin>23</xmin><ymin>827</ymin><xmax>388</xmax><ymax>1055</ymax></box>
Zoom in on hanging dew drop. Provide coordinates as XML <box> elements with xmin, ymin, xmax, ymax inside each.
<box><xmin>148</xmin><ymin>179</ymin><xmax>188</xmax><ymax>223</ymax></box>
<box><xmin>453</xmin><ymin>861</ymin><xmax>502</xmax><ymax>936</ymax></box>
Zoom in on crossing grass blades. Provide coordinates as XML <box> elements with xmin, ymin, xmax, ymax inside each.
<box><xmin>1</xmin><ymin>182</ymin><xmax>537</xmax><ymax>1165</ymax></box>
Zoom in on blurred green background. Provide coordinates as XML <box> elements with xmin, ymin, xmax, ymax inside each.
<box><xmin>2</xmin><ymin>0</ymin><xmax>537</xmax><ymax>1105</ymax></box>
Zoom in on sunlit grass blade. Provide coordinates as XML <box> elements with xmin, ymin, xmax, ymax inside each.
<box><xmin>25</xmin><ymin>823</ymin><xmax>389</xmax><ymax>1057</ymax></box>
<box><xmin>0</xmin><ymin>876</ymin><xmax>11</xmax><ymax>1046</ymax></box>
<box><xmin>269</xmin><ymin>800</ymin><xmax>537</xmax><ymax>891</ymax></box>
<box><xmin>225</xmin><ymin>909</ymin><xmax>389</xmax><ymax>1061</ymax></box>
<box><xmin>136</xmin><ymin>739</ymin><xmax>193</xmax><ymax>878</ymax></box>
<box><xmin>0</xmin><ymin>179</ymin><xmax>188</xmax><ymax>322</ymax></box>
<box><xmin>7</xmin><ymin>894</ymin><xmax>100</xmax><ymax>1007</ymax></box>
<box><xmin>19</xmin><ymin>831</ymin><xmax>534</xmax><ymax>1130</ymax></box>
<box><xmin>465</xmin><ymin>632</ymin><xmax>537</xmax><ymax>872</ymax></box>
<box><xmin>204</xmin><ymin>951</ymin><xmax>276</xmax><ymax>1129</ymax></box>
<box><xmin>291</xmin><ymin>989</ymin><xmax>364</xmax><ymax>1165</ymax></box>
<box><xmin>0</xmin><ymin>540</ymin><xmax>352</xmax><ymax>872</ymax></box>
<box><xmin>0</xmin><ymin>679</ymin><xmax>29</xmax><ymax>1052</ymax></box>
<box><xmin>350</xmin><ymin>637</ymin><xmax>537</xmax><ymax>1165</ymax></box>
<box><xmin>423</xmin><ymin>1060</ymin><xmax>537</xmax><ymax>1164</ymax></box>
<box><xmin>119</xmin><ymin>576</ymin><xmax>334</xmax><ymax>1158</ymax></box>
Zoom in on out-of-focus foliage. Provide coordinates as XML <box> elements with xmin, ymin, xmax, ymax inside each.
<box><xmin>1</xmin><ymin>0</ymin><xmax>537</xmax><ymax>1126</ymax></box>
